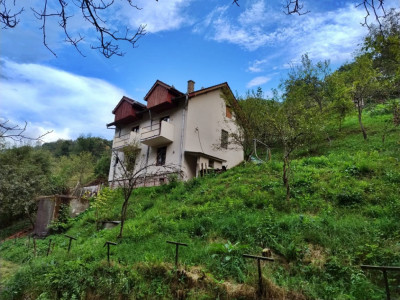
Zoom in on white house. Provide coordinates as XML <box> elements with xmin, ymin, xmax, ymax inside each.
<box><xmin>107</xmin><ymin>80</ymin><xmax>243</xmax><ymax>187</ymax></box>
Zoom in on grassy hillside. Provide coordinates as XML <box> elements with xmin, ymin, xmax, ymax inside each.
<box><xmin>1</xmin><ymin>110</ymin><xmax>399</xmax><ymax>299</ymax></box>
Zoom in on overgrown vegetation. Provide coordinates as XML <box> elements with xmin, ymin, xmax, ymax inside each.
<box><xmin>0</xmin><ymin>136</ymin><xmax>111</xmax><ymax>228</ymax></box>
<box><xmin>1</xmin><ymin>109</ymin><xmax>399</xmax><ymax>299</ymax></box>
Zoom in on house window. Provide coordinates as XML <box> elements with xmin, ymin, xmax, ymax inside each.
<box><xmin>160</xmin><ymin>116</ymin><xmax>170</xmax><ymax>123</ymax></box>
<box><xmin>156</xmin><ymin>146</ymin><xmax>167</xmax><ymax>166</ymax></box>
<box><xmin>115</xmin><ymin>127</ymin><xmax>121</xmax><ymax>137</ymax></box>
<box><xmin>221</xmin><ymin>130</ymin><xmax>228</xmax><ymax>149</ymax></box>
<box><xmin>209</xmin><ymin>159</ymin><xmax>214</xmax><ymax>168</ymax></box>
<box><xmin>114</xmin><ymin>155</ymin><xmax>119</xmax><ymax>166</ymax></box>
<box><xmin>226</xmin><ymin>106</ymin><xmax>232</xmax><ymax>119</ymax></box>
<box><xmin>159</xmin><ymin>177</ymin><xmax>165</xmax><ymax>185</ymax></box>
<box><xmin>132</xmin><ymin>126</ymin><xmax>139</xmax><ymax>133</ymax></box>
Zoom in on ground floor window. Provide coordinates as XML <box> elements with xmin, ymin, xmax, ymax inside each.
<box><xmin>157</xmin><ymin>146</ymin><xmax>167</xmax><ymax>166</ymax></box>
<box><xmin>209</xmin><ymin>159</ymin><xmax>214</xmax><ymax>168</ymax></box>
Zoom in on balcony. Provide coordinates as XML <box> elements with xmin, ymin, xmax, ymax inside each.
<box><xmin>141</xmin><ymin>121</ymin><xmax>174</xmax><ymax>147</ymax></box>
<box><xmin>113</xmin><ymin>131</ymin><xmax>139</xmax><ymax>149</ymax></box>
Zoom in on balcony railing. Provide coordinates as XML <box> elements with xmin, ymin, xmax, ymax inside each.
<box><xmin>140</xmin><ymin>121</ymin><xmax>174</xmax><ymax>147</ymax></box>
<box><xmin>113</xmin><ymin>131</ymin><xmax>139</xmax><ymax>149</ymax></box>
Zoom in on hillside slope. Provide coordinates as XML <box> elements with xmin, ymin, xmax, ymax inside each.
<box><xmin>1</xmin><ymin>111</ymin><xmax>400</xmax><ymax>299</ymax></box>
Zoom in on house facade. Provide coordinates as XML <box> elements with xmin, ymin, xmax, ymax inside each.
<box><xmin>107</xmin><ymin>80</ymin><xmax>243</xmax><ymax>187</ymax></box>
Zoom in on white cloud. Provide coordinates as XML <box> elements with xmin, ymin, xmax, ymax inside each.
<box><xmin>0</xmin><ymin>58</ymin><xmax>125</xmax><ymax>143</ymax></box>
<box><xmin>120</xmin><ymin>0</ymin><xmax>193</xmax><ymax>33</ymax></box>
<box><xmin>238</xmin><ymin>0</ymin><xmax>267</xmax><ymax>26</ymax></box>
<box><xmin>200</xmin><ymin>1</ymin><xmax>370</xmax><ymax>67</ymax></box>
<box><xmin>246</xmin><ymin>76</ymin><xmax>271</xmax><ymax>88</ymax></box>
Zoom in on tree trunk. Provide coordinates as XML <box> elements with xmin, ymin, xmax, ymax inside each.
<box><xmin>118</xmin><ymin>198</ymin><xmax>129</xmax><ymax>238</ymax></box>
<box><xmin>357</xmin><ymin>101</ymin><xmax>367</xmax><ymax>140</ymax></box>
<box><xmin>26</xmin><ymin>210</ymin><xmax>35</xmax><ymax>230</ymax></box>
<box><xmin>282</xmin><ymin>155</ymin><xmax>290</xmax><ymax>202</ymax></box>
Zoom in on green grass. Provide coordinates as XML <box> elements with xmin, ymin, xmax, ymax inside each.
<box><xmin>1</xmin><ymin>110</ymin><xmax>400</xmax><ymax>299</ymax></box>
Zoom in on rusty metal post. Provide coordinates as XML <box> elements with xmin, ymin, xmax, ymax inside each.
<box><xmin>64</xmin><ymin>234</ymin><xmax>77</xmax><ymax>253</ymax></box>
<box><xmin>47</xmin><ymin>239</ymin><xmax>52</xmax><ymax>256</ymax></box>
<box><xmin>166</xmin><ymin>241</ymin><xmax>188</xmax><ymax>269</ymax></box>
<box><xmin>103</xmin><ymin>241</ymin><xmax>117</xmax><ymax>265</ymax></box>
<box><xmin>243</xmin><ymin>254</ymin><xmax>274</xmax><ymax>298</ymax></box>
<box><xmin>361</xmin><ymin>265</ymin><xmax>400</xmax><ymax>300</ymax></box>
<box><xmin>382</xmin><ymin>269</ymin><xmax>390</xmax><ymax>300</ymax></box>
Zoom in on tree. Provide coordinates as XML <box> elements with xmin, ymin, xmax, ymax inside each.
<box><xmin>0</xmin><ymin>146</ymin><xmax>52</xmax><ymax>228</ymax></box>
<box><xmin>270</xmin><ymin>84</ymin><xmax>325</xmax><ymax>201</ymax></box>
<box><xmin>112</xmin><ymin>143</ymin><xmax>179</xmax><ymax>238</ymax></box>
<box><xmin>94</xmin><ymin>153</ymin><xmax>111</xmax><ymax>181</ymax></box>
<box><xmin>222</xmin><ymin>87</ymin><xmax>273</xmax><ymax>161</ymax></box>
<box><xmin>284</xmin><ymin>54</ymin><xmax>330</xmax><ymax>113</ymax></box>
<box><xmin>1</xmin><ymin>0</ymin><xmax>395</xmax><ymax>57</ymax></box>
<box><xmin>54</xmin><ymin>151</ymin><xmax>95</xmax><ymax>194</ymax></box>
<box><xmin>363</xmin><ymin>9</ymin><xmax>400</xmax><ymax>99</ymax></box>
<box><xmin>341</xmin><ymin>55</ymin><xmax>380</xmax><ymax>140</ymax></box>
<box><xmin>325</xmin><ymin>71</ymin><xmax>354</xmax><ymax>132</ymax></box>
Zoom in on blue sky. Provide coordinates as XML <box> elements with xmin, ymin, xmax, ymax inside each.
<box><xmin>1</xmin><ymin>0</ymin><xmax>397</xmax><ymax>143</ymax></box>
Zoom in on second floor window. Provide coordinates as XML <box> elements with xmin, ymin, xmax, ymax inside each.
<box><xmin>160</xmin><ymin>116</ymin><xmax>170</xmax><ymax>123</ymax></box>
<box><xmin>157</xmin><ymin>146</ymin><xmax>167</xmax><ymax>166</ymax></box>
<box><xmin>221</xmin><ymin>130</ymin><xmax>228</xmax><ymax>149</ymax></box>
<box><xmin>226</xmin><ymin>105</ymin><xmax>232</xmax><ymax>119</ymax></box>
<box><xmin>115</xmin><ymin>127</ymin><xmax>121</xmax><ymax>137</ymax></box>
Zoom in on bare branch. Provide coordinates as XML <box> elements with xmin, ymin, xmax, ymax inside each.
<box><xmin>81</xmin><ymin>0</ymin><xmax>146</xmax><ymax>58</ymax></box>
<box><xmin>356</xmin><ymin>0</ymin><xmax>387</xmax><ymax>30</ymax></box>
<box><xmin>284</xmin><ymin>0</ymin><xmax>310</xmax><ymax>15</ymax></box>
<box><xmin>0</xmin><ymin>119</ymin><xmax>52</xmax><ymax>143</ymax></box>
<box><xmin>0</xmin><ymin>0</ymin><xmax>23</xmax><ymax>29</ymax></box>
<box><xmin>1</xmin><ymin>0</ymin><xmax>395</xmax><ymax>58</ymax></box>
<box><xmin>31</xmin><ymin>0</ymin><xmax>58</xmax><ymax>57</ymax></box>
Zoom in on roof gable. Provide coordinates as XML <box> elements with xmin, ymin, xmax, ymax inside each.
<box><xmin>144</xmin><ymin>80</ymin><xmax>184</xmax><ymax>111</ymax></box>
<box><xmin>144</xmin><ymin>80</ymin><xmax>184</xmax><ymax>101</ymax></box>
<box><xmin>188</xmin><ymin>82</ymin><xmax>234</xmax><ymax>99</ymax></box>
<box><xmin>112</xmin><ymin>96</ymin><xmax>146</xmax><ymax>114</ymax></box>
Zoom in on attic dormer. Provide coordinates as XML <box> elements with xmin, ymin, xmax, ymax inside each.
<box><xmin>144</xmin><ymin>80</ymin><xmax>184</xmax><ymax>112</ymax></box>
<box><xmin>109</xmin><ymin>96</ymin><xmax>146</xmax><ymax>126</ymax></box>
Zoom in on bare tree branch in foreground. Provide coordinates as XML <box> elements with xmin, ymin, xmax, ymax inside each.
<box><xmin>0</xmin><ymin>119</ymin><xmax>52</xmax><ymax>143</ymax></box>
<box><xmin>1</xmin><ymin>0</ymin><xmax>146</xmax><ymax>58</ymax></box>
<box><xmin>284</xmin><ymin>0</ymin><xmax>310</xmax><ymax>15</ymax></box>
<box><xmin>0</xmin><ymin>0</ymin><xmax>396</xmax><ymax>57</ymax></box>
<box><xmin>357</xmin><ymin>0</ymin><xmax>388</xmax><ymax>31</ymax></box>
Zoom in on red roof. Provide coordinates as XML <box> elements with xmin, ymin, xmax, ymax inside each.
<box><xmin>112</xmin><ymin>96</ymin><xmax>146</xmax><ymax>114</ymax></box>
<box><xmin>144</xmin><ymin>80</ymin><xmax>184</xmax><ymax>101</ymax></box>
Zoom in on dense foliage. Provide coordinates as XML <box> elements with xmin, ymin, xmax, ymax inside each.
<box><xmin>0</xmin><ymin>136</ymin><xmax>112</xmax><ymax>228</ymax></box>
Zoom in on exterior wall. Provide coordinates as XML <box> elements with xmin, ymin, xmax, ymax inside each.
<box><xmin>109</xmin><ymin>102</ymin><xmax>186</xmax><ymax>185</ymax></box>
<box><xmin>183</xmin><ymin>89</ymin><xmax>243</xmax><ymax>170</ymax></box>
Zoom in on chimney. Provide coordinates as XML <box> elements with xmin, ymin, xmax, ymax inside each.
<box><xmin>187</xmin><ymin>80</ymin><xmax>195</xmax><ymax>94</ymax></box>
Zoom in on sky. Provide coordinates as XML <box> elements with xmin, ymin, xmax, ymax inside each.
<box><xmin>0</xmin><ymin>0</ymin><xmax>397</xmax><ymax>143</ymax></box>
